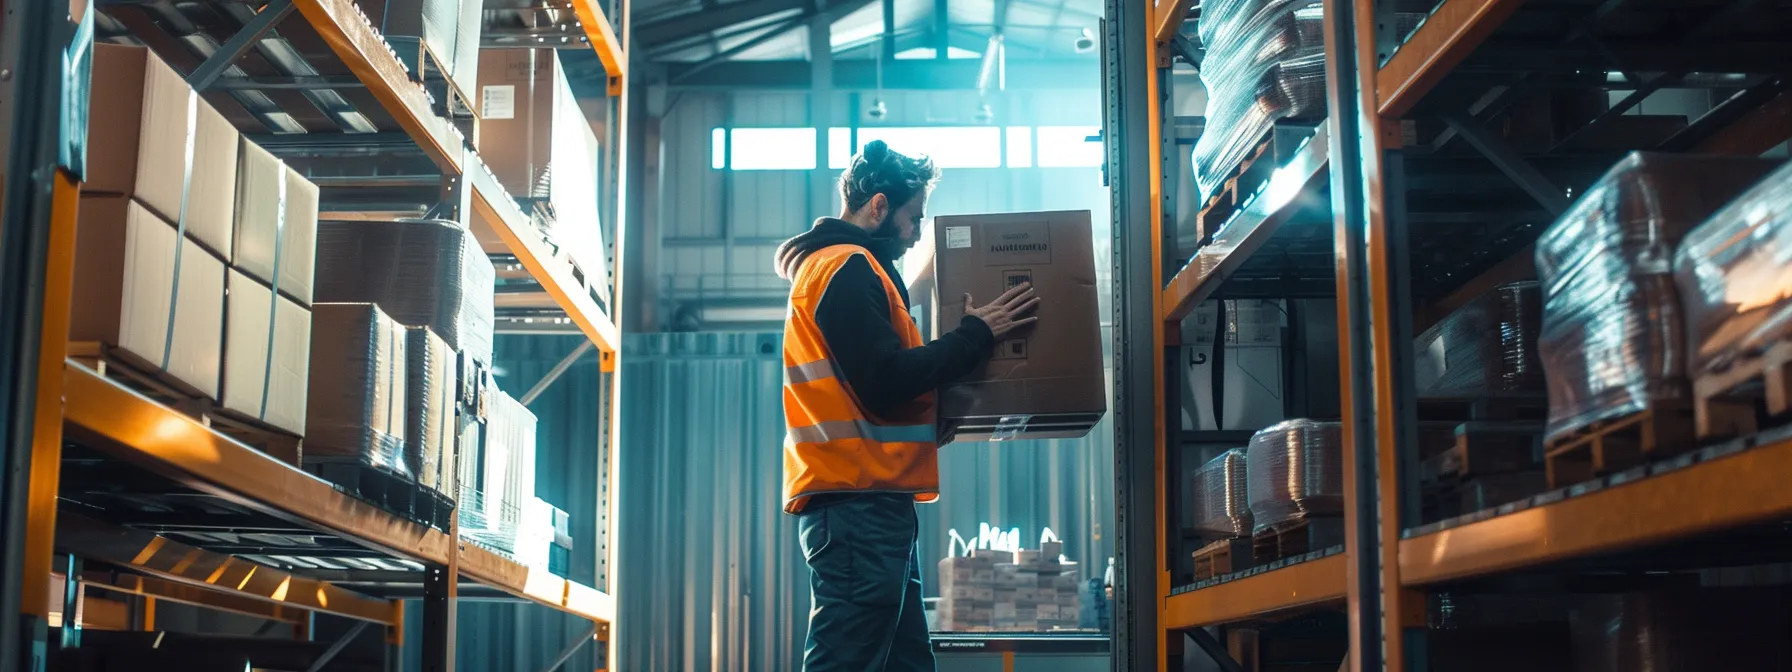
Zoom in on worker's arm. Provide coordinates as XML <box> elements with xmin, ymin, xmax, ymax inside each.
<box><xmin>816</xmin><ymin>255</ymin><xmax>994</xmax><ymax>417</ymax></box>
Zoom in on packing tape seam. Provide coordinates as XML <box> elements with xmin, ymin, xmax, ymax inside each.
<box><xmin>159</xmin><ymin>91</ymin><xmax>199</xmax><ymax>371</ymax></box>
<box><xmin>257</xmin><ymin>157</ymin><xmax>288</xmax><ymax>420</ymax></box>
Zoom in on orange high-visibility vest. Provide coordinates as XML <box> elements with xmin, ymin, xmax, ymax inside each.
<box><xmin>782</xmin><ymin>244</ymin><xmax>939</xmax><ymax>514</ymax></box>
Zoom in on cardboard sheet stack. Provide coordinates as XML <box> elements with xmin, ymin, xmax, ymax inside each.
<box><xmin>404</xmin><ymin>327</ymin><xmax>458</xmax><ymax>494</ymax></box>
<box><xmin>1535</xmin><ymin>153</ymin><xmax>1780</xmax><ymax>444</ymax></box>
<box><xmin>314</xmin><ymin>217</ymin><xmax>496</xmax><ymax>365</ymax></box>
<box><xmin>1414</xmin><ymin>282</ymin><xmax>1544</xmax><ymax>397</ymax></box>
<box><xmin>1673</xmin><ymin>160</ymin><xmax>1792</xmax><ymax>382</ymax></box>
<box><xmin>460</xmin><ymin>389</ymin><xmax>538</xmax><ymax>558</ymax></box>
<box><xmin>76</xmin><ymin>43</ymin><xmax>320</xmax><ymax>443</ymax></box>
<box><xmin>305</xmin><ymin>304</ymin><xmax>409</xmax><ymax>475</ymax></box>
<box><xmin>938</xmin><ymin>544</ymin><xmax>1083</xmax><ymax>632</ymax></box>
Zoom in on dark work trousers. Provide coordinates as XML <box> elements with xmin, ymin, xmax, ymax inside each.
<box><xmin>798</xmin><ymin>493</ymin><xmax>936</xmax><ymax>672</ymax></box>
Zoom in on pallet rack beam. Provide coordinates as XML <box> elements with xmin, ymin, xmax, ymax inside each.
<box><xmin>1163</xmin><ymin>554</ymin><xmax>1349</xmax><ymax>629</ymax></box>
<box><xmin>56</xmin><ymin>513</ymin><xmax>401</xmax><ymax>626</ymax></box>
<box><xmin>83</xmin><ymin>574</ymin><xmax>312</xmax><ymax>626</ymax></box>
<box><xmin>1400</xmin><ymin>433</ymin><xmax>1792</xmax><ymax>586</ymax></box>
<box><xmin>568</xmin><ymin>0</ymin><xmax>628</xmax><ymax>95</ymax></box>
<box><xmin>1160</xmin><ymin>127</ymin><xmax>1330</xmax><ymax>322</ymax></box>
<box><xmin>1375</xmin><ymin>0</ymin><xmax>1526</xmax><ymax>118</ymax></box>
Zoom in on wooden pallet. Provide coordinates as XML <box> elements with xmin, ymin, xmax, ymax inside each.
<box><xmin>69</xmin><ymin>342</ymin><xmax>303</xmax><ymax>465</ymax></box>
<box><xmin>305</xmin><ymin>460</ymin><xmax>457</xmax><ymax>532</ymax></box>
<box><xmin>1416</xmin><ymin>393</ymin><xmax>1549</xmax><ymax>424</ymax></box>
<box><xmin>1251</xmin><ymin>517</ymin><xmax>1344</xmax><ymax>563</ymax></box>
<box><xmin>1193</xmin><ymin>129</ymin><xmax>1277</xmax><ymax>246</ymax></box>
<box><xmin>1693</xmin><ymin>339</ymin><xmax>1792</xmax><ymax>442</ymax></box>
<box><xmin>1419</xmin><ymin>421</ymin><xmax>1543</xmax><ymax>483</ymax></box>
<box><xmin>1191</xmin><ymin>537</ymin><xmax>1252</xmax><ymax>581</ymax></box>
<box><xmin>1542</xmin><ymin>402</ymin><xmax>1696</xmax><ymax>488</ymax></box>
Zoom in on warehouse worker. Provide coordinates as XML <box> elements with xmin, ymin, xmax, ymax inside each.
<box><xmin>774</xmin><ymin>139</ymin><xmax>1040</xmax><ymax>671</ymax></box>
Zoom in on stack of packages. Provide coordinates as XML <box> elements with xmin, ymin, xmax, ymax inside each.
<box><xmin>477</xmin><ymin>49</ymin><xmax>610</xmax><ymax>307</ymax></box>
<box><xmin>1245</xmin><ymin>419</ymin><xmax>1344</xmax><ymax>536</ymax></box>
<box><xmin>460</xmin><ymin>390</ymin><xmax>539</xmax><ymax>558</ymax></box>
<box><xmin>1190</xmin><ymin>449</ymin><xmax>1253</xmax><ymax>538</ymax></box>
<box><xmin>353</xmin><ymin>0</ymin><xmax>483</xmax><ymax>112</ymax></box>
<box><xmin>1535</xmin><ymin>153</ymin><xmax>1780</xmax><ymax>445</ymax></box>
<box><xmin>1414</xmin><ymin>282</ymin><xmax>1545</xmax><ymax>397</ymax></box>
<box><xmin>75</xmin><ymin>44</ymin><xmax>320</xmax><ymax>451</ymax></box>
<box><xmin>1674</xmin><ymin>161</ymin><xmax>1792</xmax><ymax>388</ymax></box>
<box><xmin>936</xmin><ymin>551</ymin><xmax>998</xmax><ymax>631</ymax></box>
<box><xmin>311</xmin><ymin>217</ymin><xmax>496</xmax><ymax>504</ymax></box>
<box><xmin>1190</xmin><ymin>0</ymin><xmax>1325</xmax><ymax>202</ymax></box>
<box><xmin>305</xmin><ymin>304</ymin><xmax>410</xmax><ymax>475</ymax></box>
<box><xmin>992</xmin><ymin>542</ymin><xmax>1082</xmax><ymax>631</ymax></box>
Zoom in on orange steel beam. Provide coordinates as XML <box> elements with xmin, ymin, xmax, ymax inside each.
<box><xmin>1376</xmin><ymin>0</ymin><xmax>1527</xmax><ymax>118</ymax></box>
<box><xmin>1146</xmin><ymin>14</ymin><xmax>1173</xmax><ymax>669</ymax></box>
<box><xmin>61</xmin><ymin>363</ymin><xmax>454</xmax><ymax>565</ymax></box>
<box><xmin>460</xmin><ymin>543</ymin><xmax>616</xmax><ymax>623</ymax></box>
<box><xmin>568</xmin><ymin>0</ymin><xmax>627</xmax><ymax>95</ymax></box>
<box><xmin>57</xmin><ymin>513</ymin><xmax>401</xmax><ymax>625</ymax></box>
<box><xmin>1153</xmin><ymin>0</ymin><xmax>1197</xmax><ymax>45</ymax></box>
<box><xmin>291</xmin><ymin>0</ymin><xmax>465</xmax><ymax>174</ymax></box>
<box><xmin>85</xmin><ymin>574</ymin><xmax>310</xmax><ymax>625</ymax></box>
<box><xmin>1162</xmin><ymin>555</ymin><xmax>1349</xmax><ymax>629</ymax></box>
<box><xmin>1694</xmin><ymin>89</ymin><xmax>1792</xmax><ymax>156</ymax></box>
<box><xmin>22</xmin><ymin>171</ymin><xmax>80</xmax><ymax>625</ymax></box>
<box><xmin>1401</xmin><ymin>436</ymin><xmax>1792</xmax><ymax>586</ymax></box>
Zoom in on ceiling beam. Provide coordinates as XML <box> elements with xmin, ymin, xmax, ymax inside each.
<box><xmin>636</xmin><ymin>0</ymin><xmax>808</xmax><ymax>46</ymax></box>
<box><xmin>664</xmin><ymin>57</ymin><xmax>1097</xmax><ymax>89</ymax></box>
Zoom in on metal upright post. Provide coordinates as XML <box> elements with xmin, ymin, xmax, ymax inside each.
<box><xmin>1</xmin><ymin>1</ymin><xmax>88</xmax><ymax>670</ymax></box>
<box><xmin>1105</xmin><ymin>0</ymin><xmax>1164</xmax><ymax>663</ymax></box>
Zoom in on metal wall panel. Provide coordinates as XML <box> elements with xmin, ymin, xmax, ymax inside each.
<box><xmin>616</xmin><ymin>332</ymin><xmax>1115</xmax><ymax>670</ymax></box>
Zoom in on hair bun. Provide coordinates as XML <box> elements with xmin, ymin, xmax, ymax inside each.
<box><xmin>862</xmin><ymin>139</ymin><xmax>890</xmax><ymax>162</ymax></box>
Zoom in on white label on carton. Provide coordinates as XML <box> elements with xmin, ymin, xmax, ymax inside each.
<box><xmin>482</xmin><ymin>85</ymin><xmax>516</xmax><ymax>120</ymax></box>
<box><xmin>945</xmin><ymin>226</ymin><xmax>972</xmax><ymax>249</ymax></box>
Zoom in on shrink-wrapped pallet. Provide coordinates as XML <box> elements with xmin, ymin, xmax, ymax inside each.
<box><xmin>315</xmin><ymin>218</ymin><xmax>496</xmax><ymax>364</ymax></box>
<box><xmin>305</xmin><ymin>303</ymin><xmax>408</xmax><ymax>476</ymax></box>
<box><xmin>1189</xmin><ymin>449</ymin><xmax>1252</xmax><ymax>537</ymax></box>
<box><xmin>1673</xmin><ymin>160</ymin><xmax>1792</xmax><ymax>376</ymax></box>
<box><xmin>1415</xmin><ymin>282</ymin><xmax>1544</xmax><ymax>396</ymax></box>
<box><xmin>1535</xmin><ymin>153</ymin><xmax>1779</xmax><ymax>443</ymax></box>
<box><xmin>1191</xmin><ymin>0</ymin><xmax>1325</xmax><ymax>201</ymax></box>
<box><xmin>403</xmin><ymin>326</ymin><xmax>457</xmax><ymax>492</ymax></box>
<box><xmin>1244</xmin><ymin>419</ymin><xmax>1342</xmax><ymax>533</ymax></box>
<box><xmin>464</xmin><ymin>390</ymin><xmax>539</xmax><ymax>556</ymax></box>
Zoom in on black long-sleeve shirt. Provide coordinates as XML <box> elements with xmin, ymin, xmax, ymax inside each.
<box><xmin>776</xmin><ymin>218</ymin><xmax>995</xmax><ymax>417</ymax></box>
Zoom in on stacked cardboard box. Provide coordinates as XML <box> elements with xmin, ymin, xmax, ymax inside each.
<box><xmin>74</xmin><ymin>44</ymin><xmax>239</xmax><ymax>400</ymax></box>
<box><xmin>304</xmin><ymin>304</ymin><xmax>409</xmax><ymax>475</ymax></box>
<box><xmin>992</xmin><ymin>542</ymin><xmax>1082</xmax><ymax>631</ymax></box>
<box><xmin>936</xmin><ymin>552</ymin><xmax>998</xmax><ymax>631</ymax></box>
<box><xmin>221</xmin><ymin>138</ymin><xmax>320</xmax><ymax>437</ymax></box>
<box><xmin>314</xmin><ymin>217</ymin><xmax>496</xmax><ymax>364</ymax></box>
<box><xmin>476</xmin><ymin>48</ymin><xmax>610</xmax><ymax>302</ymax></box>
<box><xmin>355</xmin><ymin>0</ymin><xmax>483</xmax><ymax>106</ymax></box>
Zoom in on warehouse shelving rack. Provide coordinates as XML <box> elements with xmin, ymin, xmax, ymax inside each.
<box><xmin>1103</xmin><ymin>0</ymin><xmax>1792</xmax><ymax>669</ymax></box>
<box><xmin>0</xmin><ymin>0</ymin><xmax>632</xmax><ymax>670</ymax></box>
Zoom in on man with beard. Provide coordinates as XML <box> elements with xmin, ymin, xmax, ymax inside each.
<box><xmin>774</xmin><ymin>140</ymin><xmax>1040</xmax><ymax>670</ymax></box>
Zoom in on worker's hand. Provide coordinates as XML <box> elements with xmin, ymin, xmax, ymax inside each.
<box><xmin>964</xmin><ymin>283</ymin><xmax>1040</xmax><ymax>338</ymax></box>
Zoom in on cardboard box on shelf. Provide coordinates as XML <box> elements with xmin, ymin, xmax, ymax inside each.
<box><xmin>932</xmin><ymin>210</ymin><xmax>1107</xmax><ymax>443</ymax></box>
<box><xmin>222</xmin><ymin>269</ymin><xmax>311</xmax><ymax>436</ymax></box>
<box><xmin>474</xmin><ymin>48</ymin><xmax>609</xmax><ymax>295</ymax></box>
<box><xmin>233</xmin><ymin>139</ymin><xmax>320</xmax><ymax>304</ymax></box>
<box><xmin>305</xmin><ymin>303</ymin><xmax>409</xmax><ymax>475</ymax></box>
<box><xmin>88</xmin><ymin>43</ymin><xmax>238</xmax><ymax>259</ymax></box>
<box><xmin>71</xmin><ymin>196</ymin><xmax>225</xmax><ymax>400</ymax></box>
<box><xmin>404</xmin><ymin>326</ymin><xmax>458</xmax><ymax>492</ymax></box>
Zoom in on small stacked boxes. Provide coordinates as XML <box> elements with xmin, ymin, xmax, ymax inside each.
<box><xmin>936</xmin><ymin>552</ymin><xmax>997</xmax><ymax>631</ymax></box>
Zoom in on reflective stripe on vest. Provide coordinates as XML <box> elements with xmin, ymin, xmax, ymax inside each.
<box><xmin>781</xmin><ymin>243</ymin><xmax>939</xmax><ymax>514</ymax></box>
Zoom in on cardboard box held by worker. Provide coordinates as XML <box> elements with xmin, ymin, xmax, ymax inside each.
<box><xmin>930</xmin><ymin>210</ymin><xmax>1107</xmax><ymax>443</ymax></box>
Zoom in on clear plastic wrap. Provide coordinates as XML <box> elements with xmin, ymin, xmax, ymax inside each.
<box><xmin>1674</xmin><ymin>160</ymin><xmax>1792</xmax><ymax>375</ymax></box>
<box><xmin>403</xmin><ymin>326</ymin><xmax>457</xmax><ymax>492</ymax></box>
<box><xmin>1192</xmin><ymin>0</ymin><xmax>1326</xmax><ymax>200</ymax></box>
<box><xmin>1414</xmin><ymin>282</ymin><xmax>1544</xmax><ymax>396</ymax></box>
<box><xmin>315</xmin><ymin>217</ymin><xmax>497</xmax><ymax>364</ymax></box>
<box><xmin>1535</xmin><ymin>153</ymin><xmax>1779</xmax><ymax>443</ymax></box>
<box><xmin>1245</xmin><ymin>419</ymin><xmax>1343</xmax><ymax>533</ymax></box>
<box><xmin>304</xmin><ymin>303</ymin><xmax>409</xmax><ymax>476</ymax></box>
<box><xmin>1189</xmin><ymin>449</ymin><xmax>1253</xmax><ymax>537</ymax></box>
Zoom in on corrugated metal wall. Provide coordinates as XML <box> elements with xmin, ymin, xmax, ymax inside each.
<box><xmin>616</xmin><ymin>331</ymin><xmax>1115</xmax><ymax>670</ymax></box>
